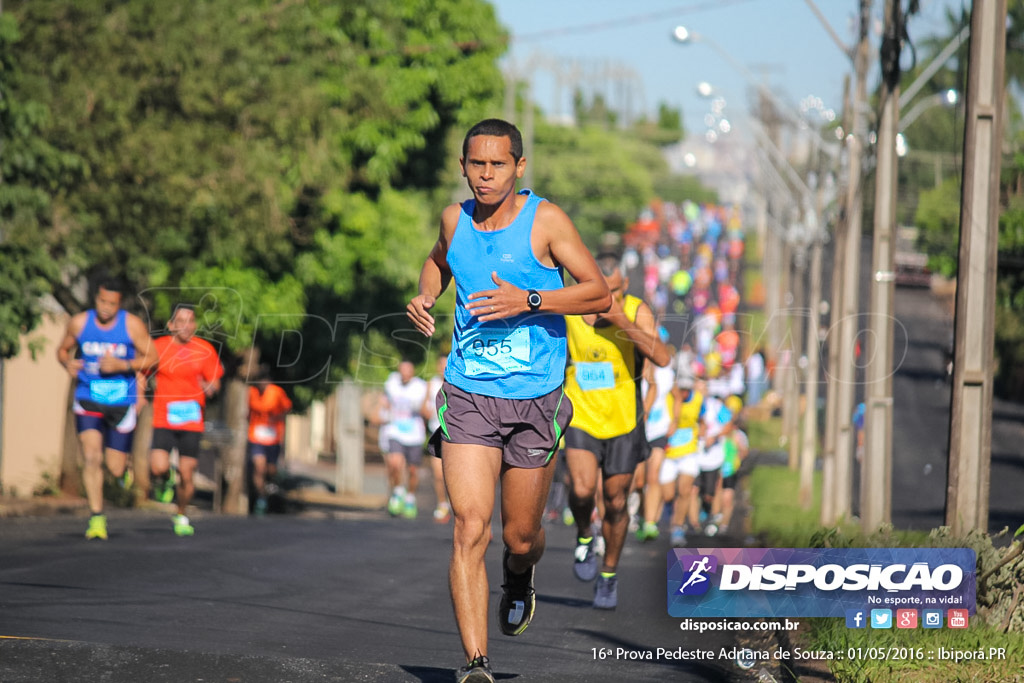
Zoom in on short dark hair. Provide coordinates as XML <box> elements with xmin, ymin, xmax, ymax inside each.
<box><xmin>96</xmin><ymin>278</ymin><xmax>126</xmax><ymax>296</ymax></box>
<box><xmin>170</xmin><ymin>303</ymin><xmax>196</xmax><ymax>320</ymax></box>
<box><xmin>463</xmin><ymin>118</ymin><xmax>523</xmax><ymax>162</ymax></box>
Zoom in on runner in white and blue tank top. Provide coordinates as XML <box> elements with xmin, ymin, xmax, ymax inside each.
<box><xmin>57</xmin><ymin>281</ymin><xmax>157</xmax><ymax>540</ymax></box>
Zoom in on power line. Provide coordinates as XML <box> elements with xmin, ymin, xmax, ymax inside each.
<box><xmin>511</xmin><ymin>0</ymin><xmax>758</xmax><ymax>43</ymax></box>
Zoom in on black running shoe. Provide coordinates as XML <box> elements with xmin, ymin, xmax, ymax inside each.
<box><xmin>497</xmin><ymin>546</ymin><xmax>535</xmax><ymax>636</ymax></box>
<box><xmin>455</xmin><ymin>655</ymin><xmax>494</xmax><ymax>683</ymax></box>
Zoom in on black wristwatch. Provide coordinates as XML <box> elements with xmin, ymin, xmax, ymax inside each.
<box><xmin>526</xmin><ymin>289</ymin><xmax>543</xmax><ymax>311</ymax></box>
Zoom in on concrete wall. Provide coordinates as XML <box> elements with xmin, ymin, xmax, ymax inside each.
<box><xmin>1</xmin><ymin>312</ymin><xmax>71</xmax><ymax>499</ymax></box>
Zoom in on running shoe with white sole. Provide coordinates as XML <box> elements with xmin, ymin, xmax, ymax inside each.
<box><xmin>498</xmin><ymin>547</ymin><xmax>535</xmax><ymax>636</ymax></box>
<box><xmin>387</xmin><ymin>491</ymin><xmax>404</xmax><ymax>516</ymax></box>
<box><xmin>402</xmin><ymin>496</ymin><xmax>418</xmax><ymax>519</ymax></box>
<box><xmin>455</xmin><ymin>655</ymin><xmax>494</xmax><ymax>683</ymax></box>
<box><xmin>173</xmin><ymin>514</ymin><xmax>195</xmax><ymax>536</ymax></box>
<box><xmin>433</xmin><ymin>503</ymin><xmax>451</xmax><ymax>524</ymax></box>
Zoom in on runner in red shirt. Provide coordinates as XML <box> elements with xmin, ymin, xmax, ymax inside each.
<box><xmin>248</xmin><ymin>369</ymin><xmax>292</xmax><ymax>514</ymax></box>
<box><xmin>149</xmin><ymin>305</ymin><xmax>224</xmax><ymax>536</ymax></box>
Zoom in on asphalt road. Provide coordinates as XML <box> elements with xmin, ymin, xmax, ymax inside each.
<box><xmin>0</xmin><ymin>505</ymin><xmax>802</xmax><ymax>683</ymax></box>
<box><xmin>816</xmin><ymin>236</ymin><xmax>1024</xmax><ymax>535</ymax></box>
<box><xmin>887</xmin><ymin>274</ymin><xmax>1024</xmax><ymax>535</ymax></box>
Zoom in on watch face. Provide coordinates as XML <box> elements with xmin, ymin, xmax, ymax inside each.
<box><xmin>528</xmin><ymin>292</ymin><xmax>542</xmax><ymax>309</ymax></box>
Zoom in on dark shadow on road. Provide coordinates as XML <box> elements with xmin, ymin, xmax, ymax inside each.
<box><xmin>992</xmin><ymin>451</ymin><xmax>1024</xmax><ymax>470</ymax></box>
<box><xmin>993</xmin><ymin>407</ymin><xmax>1024</xmax><ymax>423</ymax></box>
<box><xmin>893</xmin><ymin>366</ymin><xmax>949</xmax><ymax>383</ymax></box>
<box><xmin>905</xmin><ymin>339</ymin><xmax>950</xmax><ymax>354</ymax></box>
<box><xmin>535</xmin><ymin>593</ymin><xmax>592</xmax><ymax>608</ymax></box>
<box><xmin>400</xmin><ymin>664</ymin><xmax>519</xmax><ymax>682</ymax></box>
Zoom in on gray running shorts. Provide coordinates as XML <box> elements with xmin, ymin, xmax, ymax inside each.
<box><xmin>386</xmin><ymin>440</ymin><xmax>424</xmax><ymax>466</ymax></box>
<box><xmin>565</xmin><ymin>424</ymin><xmax>649</xmax><ymax>477</ymax></box>
<box><xmin>429</xmin><ymin>381</ymin><xmax>573</xmax><ymax>469</ymax></box>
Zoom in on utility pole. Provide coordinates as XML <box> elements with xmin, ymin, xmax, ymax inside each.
<box><xmin>786</xmin><ymin>233</ymin><xmax>806</xmax><ymax>471</ymax></box>
<box><xmin>800</xmin><ymin>221</ymin><xmax>823</xmax><ymax>507</ymax></box>
<box><xmin>946</xmin><ymin>0</ymin><xmax>1006</xmax><ymax>534</ymax></box>
<box><xmin>800</xmin><ymin>156</ymin><xmax>827</xmax><ymax>509</ymax></box>
<box><xmin>821</xmin><ymin>75</ymin><xmax>852</xmax><ymax>522</ymax></box>
<box><xmin>862</xmin><ymin>0</ymin><xmax>903</xmax><ymax>532</ymax></box>
<box><xmin>824</xmin><ymin>0</ymin><xmax>871</xmax><ymax>526</ymax></box>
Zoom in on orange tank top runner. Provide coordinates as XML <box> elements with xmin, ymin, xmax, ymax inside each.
<box><xmin>248</xmin><ymin>384</ymin><xmax>292</xmax><ymax>445</ymax></box>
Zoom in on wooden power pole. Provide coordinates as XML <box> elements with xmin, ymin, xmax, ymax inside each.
<box><xmin>946</xmin><ymin>0</ymin><xmax>1006</xmax><ymax>534</ymax></box>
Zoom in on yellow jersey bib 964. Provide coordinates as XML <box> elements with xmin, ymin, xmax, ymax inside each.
<box><xmin>564</xmin><ymin>295</ymin><xmax>643</xmax><ymax>440</ymax></box>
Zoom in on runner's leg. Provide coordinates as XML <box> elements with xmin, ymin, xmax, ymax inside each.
<box><xmin>599</xmin><ymin>472</ymin><xmax>633</xmax><ymax>572</ymax></box>
<box><xmin>443</xmin><ymin>442</ymin><xmax>502</xmax><ymax>662</ymax></box>
<box><xmin>499</xmin><ymin>457</ymin><xmax>557</xmax><ymax>574</ymax></box>
<box><xmin>566</xmin><ymin>447</ymin><xmax>599</xmax><ymax>540</ymax></box>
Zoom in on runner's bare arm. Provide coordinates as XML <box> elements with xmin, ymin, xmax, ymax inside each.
<box><xmin>467</xmin><ymin>202</ymin><xmax>610</xmax><ymax>322</ymax></box>
<box><xmin>603</xmin><ymin>299</ymin><xmax>671</xmax><ymax>367</ymax></box>
<box><xmin>100</xmin><ymin>315</ymin><xmax>157</xmax><ymax>374</ymax></box>
<box><xmin>56</xmin><ymin>313</ymin><xmax>86</xmax><ymax>377</ymax></box>
<box><xmin>642</xmin><ymin>361</ymin><xmax>658</xmax><ymax>419</ymax></box>
<box><xmin>408</xmin><ymin>205</ymin><xmax>458</xmax><ymax>336</ymax></box>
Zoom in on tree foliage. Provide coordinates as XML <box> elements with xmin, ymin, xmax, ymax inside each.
<box><xmin>4</xmin><ymin>0</ymin><xmax>506</xmax><ymax>404</ymax></box>
<box><xmin>529</xmin><ymin>121</ymin><xmax>662</xmax><ymax>248</ymax></box>
<box><xmin>0</xmin><ymin>15</ymin><xmax>81</xmax><ymax>358</ymax></box>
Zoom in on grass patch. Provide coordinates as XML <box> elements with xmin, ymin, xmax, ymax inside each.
<box><xmin>745</xmin><ymin>462</ymin><xmax>1024</xmax><ymax>682</ymax></box>
<box><xmin>807</xmin><ymin>615</ymin><xmax>1024</xmax><ymax>682</ymax></box>
<box><xmin>745</xmin><ymin>415</ymin><xmax>783</xmax><ymax>452</ymax></box>
<box><xmin>747</xmin><ymin>464</ymin><xmax>832</xmax><ymax>547</ymax></box>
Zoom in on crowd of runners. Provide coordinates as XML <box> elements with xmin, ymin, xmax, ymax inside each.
<box><xmin>62</xmin><ymin>118</ymin><xmax>769</xmax><ymax>683</ymax></box>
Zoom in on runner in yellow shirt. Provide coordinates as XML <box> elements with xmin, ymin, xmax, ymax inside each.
<box><xmin>564</xmin><ymin>253</ymin><xmax>670</xmax><ymax>609</ymax></box>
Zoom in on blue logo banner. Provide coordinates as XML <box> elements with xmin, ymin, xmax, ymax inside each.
<box><xmin>667</xmin><ymin>548</ymin><xmax>976</xmax><ymax>618</ymax></box>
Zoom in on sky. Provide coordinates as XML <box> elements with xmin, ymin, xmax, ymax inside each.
<box><xmin>489</xmin><ymin>0</ymin><xmax>962</xmax><ymax>137</ymax></box>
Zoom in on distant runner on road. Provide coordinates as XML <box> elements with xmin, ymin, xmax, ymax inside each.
<box><xmin>148</xmin><ymin>304</ymin><xmax>223</xmax><ymax>537</ymax></box>
<box><xmin>57</xmin><ymin>279</ymin><xmax>158</xmax><ymax>540</ymax></box>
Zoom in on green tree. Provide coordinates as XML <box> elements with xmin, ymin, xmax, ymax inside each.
<box><xmin>6</xmin><ymin>0</ymin><xmax>506</xmax><ymax>403</ymax></box>
<box><xmin>629</xmin><ymin>102</ymin><xmax>685</xmax><ymax>147</ymax></box>
<box><xmin>529</xmin><ymin>120</ymin><xmax>666</xmax><ymax>248</ymax></box>
<box><xmin>0</xmin><ymin>14</ymin><xmax>82</xmax><ymax>358</ymax></box>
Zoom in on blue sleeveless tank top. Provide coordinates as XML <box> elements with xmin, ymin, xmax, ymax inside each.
<box><xmin>445</xmin><ymin>190</ymin><xmax>566</xmax><ymax>399</ymax></box>
<box><xmin>75</xmin><ymin>310</ymin><xmax>138</xmax><ymax>406</ymax></box>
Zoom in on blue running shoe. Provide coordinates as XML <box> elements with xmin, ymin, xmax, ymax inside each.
<box><xmin>593</xmin><ymin>573</ymin><xmax>618</xmax><ymax>610</ymax></box>
<box><xmin>573</xmin><ymin>536</ymin><xmax>598</xmax><ymax>582</ymax></box>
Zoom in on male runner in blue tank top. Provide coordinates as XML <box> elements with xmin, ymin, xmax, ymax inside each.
<box><xmin>56</xmin><ymin>279</ymin><xmax>158</xmax><ymax>540</ymax></box>
<box><xmin>408</xmin><ymin>119</ymin><xmax>611</xmax><ymax>683</ymax></box>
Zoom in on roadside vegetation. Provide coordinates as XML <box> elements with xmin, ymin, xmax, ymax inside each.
<box><xmin>745</xmin><ymin>446</ymin><xmax>1024</xmax><ymax>682</ymax></box>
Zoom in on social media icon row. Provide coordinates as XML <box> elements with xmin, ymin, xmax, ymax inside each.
<box><xmin>845</xmin><ymin>609</ymin><xmax>968</xmax><ymax>629</ymax></box>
